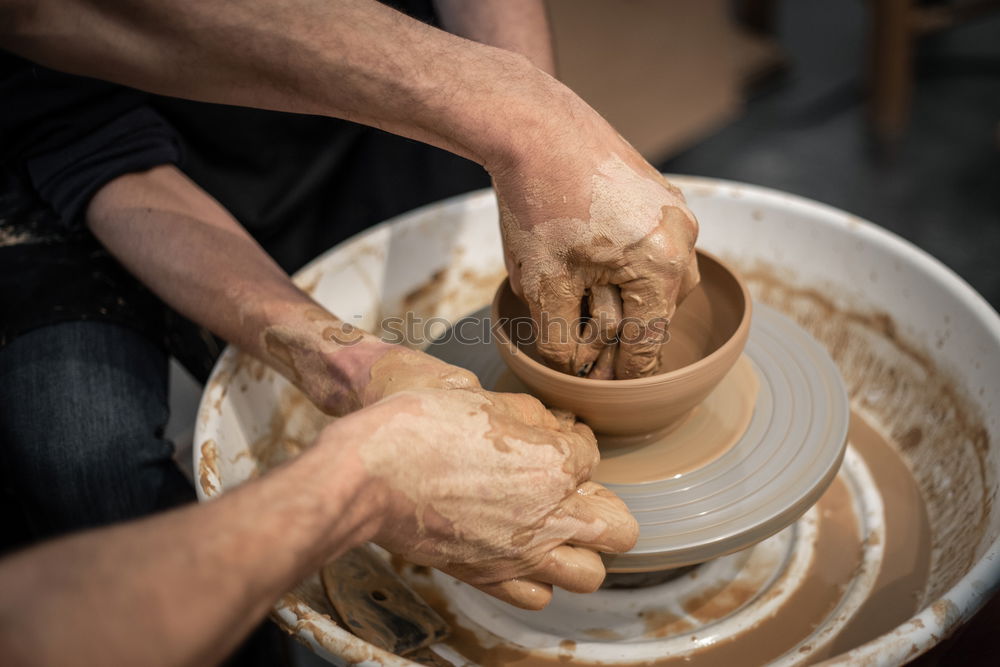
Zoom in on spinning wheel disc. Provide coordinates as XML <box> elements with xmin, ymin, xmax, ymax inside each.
<box><xmin>426</xmin><ymin>303</ymin><xmax>850</xmax><ymax>572</ymax></box>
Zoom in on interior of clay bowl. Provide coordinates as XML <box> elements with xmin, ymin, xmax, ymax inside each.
<box><xmin>491</xmin><ymin>249</ymin><xmax>751</xmax><ymax>438</ymax></box>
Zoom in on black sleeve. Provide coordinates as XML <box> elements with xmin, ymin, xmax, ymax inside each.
<box><xmin>0</xmin><ymin>51</ymin><xmax>182</xmax><ymax>227</ymax></box>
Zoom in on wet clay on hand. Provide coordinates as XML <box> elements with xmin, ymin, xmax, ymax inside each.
<box><xmin>496</xmin><ymin>153</ymin><xmax>699</xmax><ymax>380</ymax></box>
<box><xmin>259</xmin><ymin>304</ymin><xmax>480</xmax><ymax>416</ymax></box>
<box><xmin>259</xmin><ymin>305</ymin><xmax>386</xmax><ymax>415</ymax></box>
<box><xmin>322</xmin><ymin>385</ymin><xmax>639</xmax><ymax>610</ymax></box>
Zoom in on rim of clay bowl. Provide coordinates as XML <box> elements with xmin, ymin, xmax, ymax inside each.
<box><xmin>491</xmin><ymin>248</ymin><xmax>753</xmax><ymax>388</ymax></box>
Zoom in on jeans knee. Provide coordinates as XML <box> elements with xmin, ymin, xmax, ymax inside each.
<box><xmin>0</xmin><ymin>322</ymin><xmax>193</xmax><ymax>538</ymax></box>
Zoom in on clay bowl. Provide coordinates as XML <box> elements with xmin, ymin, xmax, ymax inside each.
<box><xmin>491</xmin><ymin>249</ymin><xmax>752</xmax><ymax>442</ymax></box>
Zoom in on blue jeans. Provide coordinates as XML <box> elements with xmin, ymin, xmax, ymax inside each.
<box><xmin>0</xmin><ymin>321</ymin><xmax>194</xmax><ymax>548</ymax></box>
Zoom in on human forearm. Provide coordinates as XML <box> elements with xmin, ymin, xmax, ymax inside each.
<box><xmin>433</xmin><ymin>0</ymin><xmax>556</xmax><ymax>75</ymax></box>
<box><xmin>87</xmin><ymin>165</ymin><xmax>395</xmax><ymax>415</ymax></box>
<box><xmin>0</xmin><ymin>439</ymin><xmax>379</xmax><ymax>667</ymax></box>
<box><xmin>11</xmin><ymin>0</ymin><xmax>702</xmax><ymax>379</ymax></box>
<box><xmin>3</xmin><ymin>0</ymin><xmax>567</xmax><ymax>171</ymax></box>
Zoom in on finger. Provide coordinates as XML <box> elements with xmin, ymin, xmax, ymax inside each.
<box><xmin>484</xmin><ymin>390</ymin><xmax>561</xmax><ymax>430</ymax></box>
<box><xmin>473</xmin><ymin>578</ymin><xmax>553</xmax><ymax>610</ymax></box>
<box><xmin>525</xmin><ymin>274</ymin><xmax>586</xmax><ymax>375</ymax></box>
<box><xmin>571</xmin><ymin>323</ymin><xmax>603</xmax><ymax>377</ymax></box>
<box><xmin>615</xmin><ymin>273</ymin><xmax>676</xmax><ymax>379</ymax></box>
<box><xmin>532</xmin><ymin>545</ymin><xmax>606</xmax><ymax>594</ymax></box>
<box><xmin>548</xmin><ymin>408</ymin><xmax>595</xmax><ymax>444</ymax></box>
<box><xmin>587</xmin><ymin>341</ymin><xmax>617</xmax><ymax>380</ymax></box>
<box><xmin>548</xmin><ymin>408</ymin><xmax>578</xmax><ymax>432</ymax></box>
<box><xmin>590</xmin><ymin>284</ymin><xmax>623</xmax><ymax>336</ymax></box>
<box><xmin>676</xmin><ymin>250</ymin><xmax>701</xmax><ymax>305</ymax></box>
<box><xmin>566</xmin><ymin>424</ymin><xmax>600</xmax><ymax>484</ymax></box>
<box><xmin>571</xmin><ymin>285</ymin><xmax>622</xmax><ymax>376</ymax></box>
<box><xmin>504</xmin><ymin>249</ymin><xmax>524</xmax><ymax>301</ymax></box>
<box><xmin>482</xmin><ymin>393</ymin><xmax>599</xmax><ymax>481</ymax></box>
<box><xmin>560</xmin><ymin>482</ymin><xmax>640</xmax><ymax>553</ymax></box>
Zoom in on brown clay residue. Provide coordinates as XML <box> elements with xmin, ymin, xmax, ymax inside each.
<box><xmin>206</xmin><ymin>350</ymin><xmax>271</xmax><ymax>416</ymax></box>
<box><xmin>198</xmin><ymin>439</ymin><xmax>221</xmax><ymax>496</ymax></box>
<box><xmin>263</xmin><ymin>330</ymin><xmax>302</xmax><ymax>383</ymax></box>
<box><xmin>639</xmin><ymin>609</ymin><xmax>693</xmax><ymax>638</ymax></box>
<box><xmin>403</xmin><ymin>269</ymin><xmax>448</xmax><ymax>314</ymax></box>
<box><xmin>272</xmin><ymin>574</ymin><xmax>396</xmax><ymax>666</ymax></box>
<box><xmin>581</xmin><ymin>628</ymin><xmax>623</xmax><ymax>641</ymax></box>
<box><xmin>296</xmin><ymin>272</ymin><xmax>323</xmax><ymax>297</ymax></box>
<box><xmin>821</xmin><ymin>412</ymin><xmax>933</xmax><ymax>658</ymax></box>
<box><xmin>740</xmin><ymin>262</ymin><xmax>994</xmax><ymax>601</ymax></box>
<box><xmin>929</xmin><ymin>598</ymin><xmax>962</xmax><ymax>637</ymax></box>
<box><xmin>302</xmin><ymin>306</ymin><xmax>337</xmax><ymax>323</ymax></box>
<box><xmin>897</xmin><ymin>426</ymin><xmax>923</xmax><ymax>451</ymax></box>
<box><xmin>681</xmin><ymin>579</ymin><xmax>759</xmax><ymax>624</ymax></box>
<box><xmin>249</xmin><ymin>384</ymin><xmax>334</xmax><ymax>474</ymax></box>
<box><xmin>387</xmin><ymin>266</ymin><xmax>507</xmax><ymax>348</ymax></box>
<box><xmin>406</xmin><ymin>578</ymin><xmax>536</xmax><ymax>667</ymax></box>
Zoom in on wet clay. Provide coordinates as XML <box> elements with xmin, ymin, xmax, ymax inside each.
<box><xmin>393</xmin><ymin>410</ymin><xmax>931</xmax><ymax>666</ymax></box>
<box><xmin>821</xmin><ymin>410</ymin><xmax>932</xmax><ymax>657</ymax></box>
<box><xmin>593</xmin><ymin>356</ymin><xmax>758</xmax><ymax>483</ymax></box>
<box><xmin>492</xmin><ymin>251</ymin><xmax>750</xmax><ymax>439</ymax></box>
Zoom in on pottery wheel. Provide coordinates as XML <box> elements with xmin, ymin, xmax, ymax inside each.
<box><xmin>426</xmin><ymin>302</ymin><xmax>850</xmax><ymax>572</ymax></box>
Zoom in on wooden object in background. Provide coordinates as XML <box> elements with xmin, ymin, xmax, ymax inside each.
<box><xmin>869</xmin><ymin>0</ymin><xmax>1000</xmax><ymax>150</ymax></box>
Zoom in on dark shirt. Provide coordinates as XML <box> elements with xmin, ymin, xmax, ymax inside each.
<box><xmin>0</xmin><ymin>0</ymin><xmax>490</xmax><ymax>377</ymax></box>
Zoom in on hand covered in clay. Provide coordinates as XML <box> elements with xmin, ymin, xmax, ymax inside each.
<box><xmin>320</xmin><ymin>386</ymin><xmax>639</xmax><ymax>609</ymax></box>
<box><xmin>258</xmin><ymin>305</ymin><xmax>480</xmax><ymax>415</ymax></box>
<box><xmin>495</xmin><ymin>131</ymin><xmax>700</xmax><ymax>380</ymax></box>
<box><xmin>360</xmin><ymin>347</ymin><xmax>481</xmax><ymax>404</ymax></box>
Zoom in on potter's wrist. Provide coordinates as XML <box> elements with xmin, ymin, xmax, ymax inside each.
<box><xmin>309</xmin><ymin>407</ymin><xmax>398</xmax><ymax>547</ymax></box>
<box><xmin>256</xmin><ymin>304</ymin><xmax>390</xmax><ymax>415</ymax></box>
<box><xmin>486</xmin><ymin>91</ymin><xmax>623</xmax><ymax>190</ymax></box>
<box><xmin>460</xmin><ymin>50</ymin><xmax>586</xmax><ymax>174</ymax></box>
<box><xmin>314</xmin><ymin>339</ymin><xmax>399</xmax><ymax>413</ymax></box>
<box><xmin>298</xmin><ymin>422</ymin><xmax>387</xmax><ymax>555</ymax></box>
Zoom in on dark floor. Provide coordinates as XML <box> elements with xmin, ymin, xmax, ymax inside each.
<box><xmin>660</xmin><ymin>0</ymin><xmax>1000</xmax><ymax>309</ymax></box>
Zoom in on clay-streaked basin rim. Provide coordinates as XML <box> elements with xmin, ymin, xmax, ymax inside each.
<box><xmin>491</xmin><ymin>248</ymin><xmax>752</xmax><ymax>388</ymax></box>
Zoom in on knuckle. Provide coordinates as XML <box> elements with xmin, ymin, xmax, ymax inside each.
<box><xmin>536</xmin><ymin>341</ymin><xmax>575</xmax><ymax>370</ymax></box>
